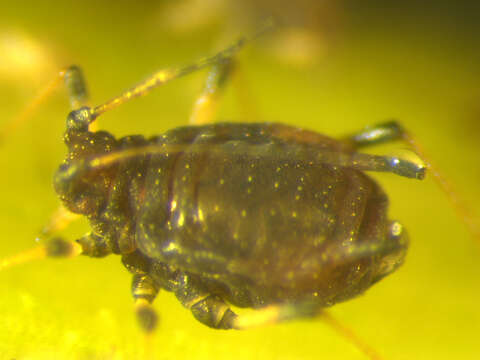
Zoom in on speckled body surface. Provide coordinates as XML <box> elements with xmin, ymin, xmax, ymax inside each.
<box><xmin>54</xmin><ymin>121</ymin><xmax>407</xmax><ymax>315</ymax></box>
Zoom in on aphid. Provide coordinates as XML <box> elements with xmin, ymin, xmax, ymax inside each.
<box><xmin>2</xmin><ymin>28</ymin><xmax>478</xmax><ymax>360</ymax></box>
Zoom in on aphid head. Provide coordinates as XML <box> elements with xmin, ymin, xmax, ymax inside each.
<box><xmin>53</xmin><ymin>107</ymin><xmax>117</xmax><ymax>216</ymax></box>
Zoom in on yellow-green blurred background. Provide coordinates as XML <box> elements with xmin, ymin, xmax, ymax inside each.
<box><xmin>0</xmin><ymin>1</ymin><xmax>479</xmax><ymax>359</ymax></box>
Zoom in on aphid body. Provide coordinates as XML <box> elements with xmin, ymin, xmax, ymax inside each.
<box><xmin>54</xmin><ymin>107</ymin><xmax>411</xmax><ymax>329</ymax></box>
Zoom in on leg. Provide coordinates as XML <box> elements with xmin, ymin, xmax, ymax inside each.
<box><xmin>189</xmin><ymin>57</ymin><xmax>235</xmax><ymax>125</ymax></box>
<box><xmin>173</xmin><ymin>272</ymin><xmax>238</xmax><ymax>329</ymax></box>
<box><xmin>0</xmin><ymin>230</ymin><xmax>114</xmax><ymax>271</ymax></box>
<box><xmin>0</xmin><ymin>237</ymin><xmax>81</xmax><ymax>271</ymax></box>
<box><xmin>139</xmin><ymin>258</ymin><xmax>327</xmax><ymax>330</ymax></box>
<box><xmin>122</xmin><ymin>251</ymin><xmax>160</xmax><ymax>333</ymax></box>
<box><xmin>0</xmin><ymin>231</ymin><xmax>112</xmax><ymax>271</ymax></box>
<box><xmin>146</xmin><ymin>262</ymin><xmax>382</xmax><ymax>359</ymax></box>
<box><xmin>125</xmin><ymin>253</ymin><xmax>235</xmax><ymax>331</ymax></box>
<box><xmin>219</xmin><ymin>300</ymin><xmax>385</xmax><ymax>360</ymax></box>
<box><xmin>132</xmin><ymin>274</ymin><xmax>160</xmax><ymax>333</ymax></box>
<box><xmin>130</xmin><ymin>272</ymin><xmax>160</xmax><ymax>360</ymax></box>
<box><xmin>189</xmin><ymin>56</ymin><xmax>261</xmax><ymax>125</ymax></box>
<box><xmin>215</xmin><ymin>298</ymin><xmax>385</xmax><ymax>359</ymax></box>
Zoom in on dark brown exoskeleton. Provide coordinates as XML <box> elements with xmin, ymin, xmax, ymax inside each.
<box><xmin>56</xmin><ymin>111</ymin><xmax>422</xmax><ymax>330</ymax></box>
<box><xmin>1</xmin><ymin>29</ymin><xmax>432</xmax><ymax>359</ymax></box>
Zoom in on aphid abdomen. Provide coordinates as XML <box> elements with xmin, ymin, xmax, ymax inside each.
<box><xmin>136</xmin><ymin>123</ymin><xmax>408</xmax><ymax>308</ymax></box>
